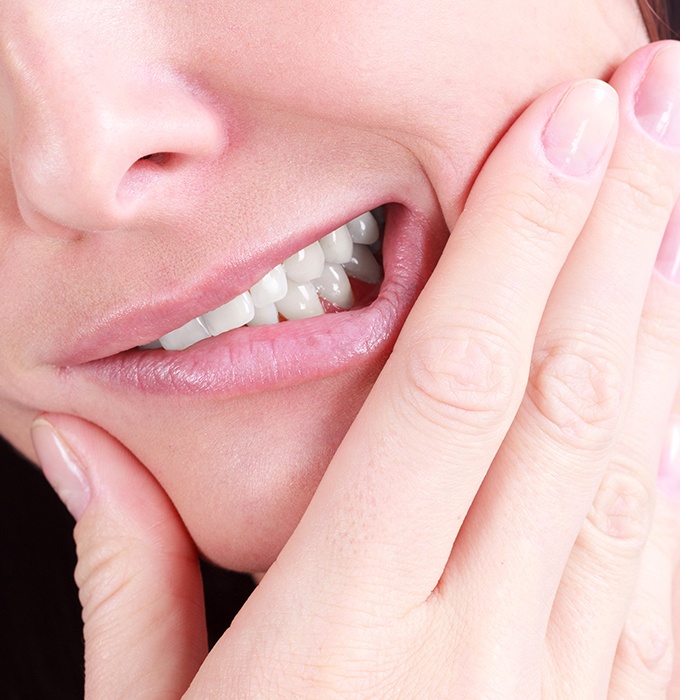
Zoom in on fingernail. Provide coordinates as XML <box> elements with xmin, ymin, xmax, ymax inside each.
<box><xmin>656</xmin><ymin>203</ymin><xmax>680</xmax><ymax>283</ymax></box>
<box><xmin>658</xmin><ymin>414</ymin><xmax>680</xmax><ymax>501</ymax></box>
<box><xmin>542</xmin><ymin>80</ymin><xmax>618</xmax><ymax>176</ymax></box>
<box><xmin>634</xmin><ymin>45</ymin><xmax>680</xmax><ymax>147</ymax></box>
<box><xmin>31</xmin><ymin>418</ymin><xmax>90</xmax><ymax>519</ymax></box>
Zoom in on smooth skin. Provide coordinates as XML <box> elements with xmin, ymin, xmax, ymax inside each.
<box><xmin>0</xmin><ymin>0</ymin><xmax>654</xmax><ymax>572</ymax></box>
<box><xmin>34</xmin><ymin>42</ymin><xmax>680</xmax><ymax>697</ymax></box>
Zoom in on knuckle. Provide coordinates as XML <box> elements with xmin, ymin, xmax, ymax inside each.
<box><xmin>74</xmin><ymin>530</ymin><xmax>139</xmax><ymax>624</ymax></box>
<box><xmin>605</xmin><ymin>160</ymin><xmax>676</xmax><ymax>226</ymax></box>
<box><xmin>527</xmin><ymin>341</ymin><xmax>626</xmax><ymax>449</ymax></box>
<box><xmin>401</xmin><ymin>326</ymin><xmax>519</xmax><ymax>432</ymax></box>
<box><xmin>485</xmin><ymin>176</ymin><xmax>569</xmax><ymax>247</ymax></box>
<box><xmin>585</xmin><ymin>468</ymin><xmax>653</xmax><ymax>554</ymax></box>
<box><xmin>617</xmin><ymin>610</ymin><xmax>674</xmax><ymax>688</ymax></box>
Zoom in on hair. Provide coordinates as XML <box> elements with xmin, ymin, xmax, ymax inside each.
<box><xmin>639</xmin><ymin>0</ymin><xmax>675</xmax><ymax>40</ymax></box>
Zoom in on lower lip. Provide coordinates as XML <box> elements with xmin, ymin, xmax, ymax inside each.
<box><xmin>72</xmin><ymin>205</ymin><xmax>439</xmax><ymax>397</ymax></box>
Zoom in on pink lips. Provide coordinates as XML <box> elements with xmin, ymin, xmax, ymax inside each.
<box><xmin>63</xmin><ymin>204</ymin><xmax>447</xmax><ymax>396</ymax></box>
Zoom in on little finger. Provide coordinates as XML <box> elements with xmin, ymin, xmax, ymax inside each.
<box><xmin>608</xmin><ymin>488</ymin><xmax>680</xmax><ymax>699</ymax></box>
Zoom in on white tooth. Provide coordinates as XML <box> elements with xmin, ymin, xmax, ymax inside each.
<box><xmin>319</xmin><ymin>225</ymin><xmax>353</xmax><ymax>264</ymax></box>
<box><xmin>343</xmin><ymin>244</ymin><xmax>383</xmax><ymax>285</ymax></box>
<box><xmin>276</xmin><ymin>281</ymin><xmax>324</xmax><ymax>320</ymax></box>
<box><xmin>249</xmin><ymin>264</ymin><xmax>288</xmax><ymax>307</ymax></box>
<box><xmin>247</xmin><ymin>303</ymin><xmax>280</xmax><ymax>326</ymax></box>
<box><xmin>312</xmin><ymin>263</ymin><xmax>354</xmax><ymax>309</ymax></box>
<box><xmin>202</xmin><ymin>292</ymin><xmax>255</xmax><ymax>336</ymax></box>
<box><xmin>346</xmin><ymin>212</ymin><xmax>380</xmax><ymax>245</ymax></box>
<box><xmin>159</xmin><ymin>317</ymin><xmax>211</xmax><ymax>351</ymax></box>
<box><xmin>282</xmin><ymin>241</ymin><xmax>325</xmax><ymax>283</ymax></box>
<box><xmin>139</xmin><ymin>340</ymin><xmax>163</xmax><ymax>350</ymax></box>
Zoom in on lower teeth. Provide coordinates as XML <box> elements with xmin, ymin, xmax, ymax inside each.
<box><xmin>142</xmin><ymin>207</ymin><xmax>385</xmax><ymax>351</ymax></box>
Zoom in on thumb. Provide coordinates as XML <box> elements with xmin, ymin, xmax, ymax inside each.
<box><xmin>31</xmin><ymin>415</ymin><xmax>207</xmax><ymax>699</ymax></box>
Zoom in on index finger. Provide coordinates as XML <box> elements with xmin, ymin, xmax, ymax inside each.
<box><xmin>276</xmin><ymin>79</ymin><xmax>619</xmax><ymax>604</ymax></box>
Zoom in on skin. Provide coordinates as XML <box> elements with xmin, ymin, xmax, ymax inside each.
<box><xmin>32</xmin><ymin>43</ymin><xmax>680</xmax><ymax>696</ymax></box>
<box><xmin>3</xmin><ymin>1</ymin><xmax>680</xmax><ymax>697</ymax></box>
<box><xmin>0</xmin><ymin>0</ymin><xmax>651</xmax><ymax>572</ymax></box>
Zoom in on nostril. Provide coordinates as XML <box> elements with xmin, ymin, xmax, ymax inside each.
<box><xmin>136</xmin><ymin>152</ymin><xmax>172</xmax><ymax>166</ymax></box>
<box><xmin>12</xmin><ymin>72</ymin><xmax>225</xmax><ymax>234</ymax></box>
<box><xmin>117</xmin><ymin>152</ymin><xmax>178</xmax><ymax>207</ymax></box>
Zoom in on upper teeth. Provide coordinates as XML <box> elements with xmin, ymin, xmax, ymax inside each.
<box><xmin>143</xmin><ymin>209</ymin><xmax>384</xmax><ymax>351</ymax></box>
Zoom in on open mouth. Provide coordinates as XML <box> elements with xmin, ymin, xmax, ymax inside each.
<box><xmin>69</xmin><ymin>201</ymin><xmax>444</xmax><ymax>396</ymax></box>
<box><xmin>141</xmin><ymin>207</ymin><xmax>386</xmax><ymax>351</ymax></box>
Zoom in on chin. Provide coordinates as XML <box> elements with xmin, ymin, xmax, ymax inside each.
<box><xmin>5</xmin><ymin>199</ymin><xmax>449</xmax><ymax>574</ymax></box>
<box><xmin>153</xmin><ymin>367</ymin><xmax>381</xmax><ymax>573</ymax></box>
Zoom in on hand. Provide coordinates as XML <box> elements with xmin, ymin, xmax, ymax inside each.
<box><xmin>32</xmin><ymin>41</ymin><xmax>680</xmax><ymax>698</ymax></box>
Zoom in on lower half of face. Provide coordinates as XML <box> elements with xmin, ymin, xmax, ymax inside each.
<box><xmin>0</xmin><ymin>0</ymin><xmax>648</xmax><ymax>571</ymax></box>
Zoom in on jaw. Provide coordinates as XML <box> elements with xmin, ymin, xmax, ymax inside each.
<box><xmin>0</xmin><ymin>0</ymin><xmax>649</xmax><ymax>571</ymax></box>
<box><xmin>3</xmin><ymin>194</ymin><xmax>448</xmax><ymax>572</ymax></box>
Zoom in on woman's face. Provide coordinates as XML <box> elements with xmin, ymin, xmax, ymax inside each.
<box><xmin>0</xmin><ymin>0</ymin><xmax>647</xmax><ymax>570</ymax></box>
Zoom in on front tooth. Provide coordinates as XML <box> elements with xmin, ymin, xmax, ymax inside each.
<box><xmin>202</xmin><ymin>292</ymin><xmax>255</xmax><ymax>336</ymax></box>
<box><xmin>319</xmin><ymin>225</ymin><xmax>353</xmax><ymax>264</ymax></box>
<box><xmin>283</xmin><ymin>241</ymin><xmax>325</xmax><ymax>283</ymax></box>
<box><xmin>159</xmin><ymin>317</ymin><xmax>211</xmax><ymax>351</ymax></box>
<box><xmin>276</xmin><ymin>281</ymin><xmax>324</xmax><ymax>320</ymax></box>
<box><xmin>346</xmin><ymin>212</ymin><xmax>380</xmax><ymax>245</ymax></box>
<box><xmin>249</xmin><ymin>265</ymin><xmax>288</xmax><ymax>307</ymax></box>
<box><xmin>247</xmin><ymin>303</ymin><xmax>280</xmax><ymax>326</ymax></box>
<box><xmin>313</xmin><ymin>263</ymin><xmax>353</xmax><ymax>309</ymax></box>
<box><xmin>343</xmin><ymin>244</ymin><xmax>383</xmax><ymax>285</ymax></box>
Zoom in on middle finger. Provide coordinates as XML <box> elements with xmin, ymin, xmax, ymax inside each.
<box><xmin>448</xmin><ymin>41</ymin><xmax>680</xmax><ymax>679</ymax></box>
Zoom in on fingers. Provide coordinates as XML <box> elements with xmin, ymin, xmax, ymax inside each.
<box><xmin>31</xmin><ymin>415</ymin><xmax>207</xmax><ymax>699</ymax></box>
<box><xmin>546</xmin><ymin>293</ymin><xmax>680</xmax><ymax>696</ymax></box>
<box><xmin>442</xmin><ymin>42</ymin><xmax>680</xmax><ymax>665</ymax></box>
<box><xmin>670</xmin><ymin>552</ymin><xmax>680</xmax><ymax>697</ymax></box>
<box><xmin>275</xmin><ymin>77</ymin><xmax>620</xmax><ymax>604</ymax></box>
<box><xmin>608</xmin><ymin>492</ymin><xmax>680</xmax><ymax>699</ymax></box>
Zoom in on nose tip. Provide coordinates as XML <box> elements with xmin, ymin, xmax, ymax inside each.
<box><xmin>11</xmin><ymin>84</ymin><xmax>224</xmax><ymax>234</ymax></box>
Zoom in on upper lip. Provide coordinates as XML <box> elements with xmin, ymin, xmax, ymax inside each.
<box><xmin>57</xmin><ymin>199</ymin><xmax>391</xmax><ymax>366</ymax></box>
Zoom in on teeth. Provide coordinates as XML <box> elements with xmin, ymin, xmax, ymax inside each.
<box><xmin>248</xmin><ymin>303</ymin><xmax>280</xmax><ymax>326</ymax></box>
<box><xmin>202</xmin><ymin>292</ymin><xmax>255</xmax><ymax>336</ymax></box>
<box><xmin>282</xmin><ymin>241</ymin><xmax>325</xmax><ymax>283</ymax></box>
<box><xmin>319</xmin><ymin>225</ymin><xmax>353</xmax><ymax>264</ymax></box>
<box><xmin>343</xmin><ymin>243</ymin><xmax>383</xmax><ymax>285</ymax></box>
<box><xmin>346</xmin><ymin>212</ymin><xmax>380</xmax><ymax>245</ymax></box>
<box><xmin>249</xmin><ymin>265</ymin><xmax>288</xmax><ymax>307</ymax></box>
<box><xmin>159</xmin><ymin>317</ymin><xmax>211</xmax><ymax>351</ymax></box>
<box><xmin>142</xmin><ymin>207</ymin><xmax>385</xmax><ymax>351</ymax></box>
<box><xmin>312</xmin><ymin>263</ymin><xmax>353</xmax><ymax>309</ymax></box>
<box><xmin>276</xmin><ymin>281</ymin><xmax>325</xmax><ymax>320</ymax></box>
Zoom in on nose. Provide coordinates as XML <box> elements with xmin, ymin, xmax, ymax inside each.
<box><xmin>7</xmin><ymin>43</ymin><xmax>224</xmax><ymax>235</ymax></box>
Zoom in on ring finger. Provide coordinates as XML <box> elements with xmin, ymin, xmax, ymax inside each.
<box><xmin>443</xmin><ymin>41</ymin><xmax>680</xmax><ymax>683</ymax></box>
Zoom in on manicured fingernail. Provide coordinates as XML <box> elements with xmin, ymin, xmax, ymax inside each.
<box><xmin>658</xmin><ymin>414</ymin><xmax>680</xmax><ymax>500</ymax></box>
<box><xmin>542</xmin><ymin>80</ymin><xmax>618</xmax><ymax>176</ymax></box>
<box><xmin>31</xmin><ymin>418</ymin><xmax>90</xmax><ymax>519</ymax></box>
<box><xmin>656</xmin><ymin>202</ymin><xmax>680</xmax><ymax>283</ymax></box>
<box><xmin>635</xmin><ymin>45</ymin><xmax>680</xmax><ymax>147</ymax></box>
